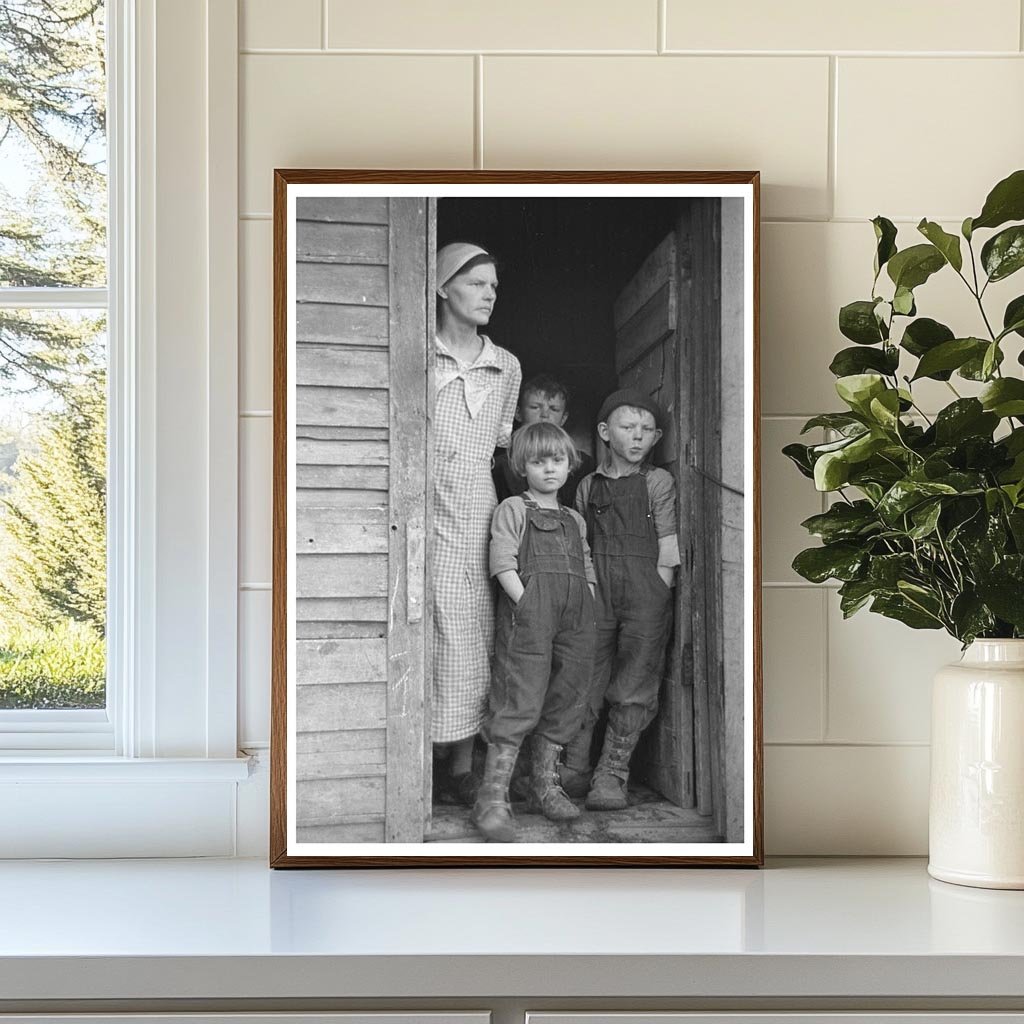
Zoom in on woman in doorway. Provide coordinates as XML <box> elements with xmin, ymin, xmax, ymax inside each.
<box><xmin>433</xmin><ymin>242</ymin><xmax>521</xmax><ymax>799</ymax></box>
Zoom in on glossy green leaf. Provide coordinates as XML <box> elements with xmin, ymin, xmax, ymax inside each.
<box><xmin>838</xmin><ymin>579</ymin><xmax>883</xmax><ymax>618</ymax></box>
<box><xmin>970</xmin><ymin>168</ymin><xmax>1024</xmax><ymax>232</ymax></box>
<box><xmin>900</xmin><ymin>318</ymin><xmax>955</xmax><ymax>366</ymax></box>
<box><xmin>829</xmin><ymin>345</ymin><xmax>899</xmax><ymax>378</ymax></box>
<box><xmin>835</xmin><ymin>373</ymin><xmax>886</xmax><ymax>412</ymax></box>
<box><xmin>868</xmin><ymin>389</ymin><xmax>902</xmax><ymax>430</ymax></box>
<box><xmin>981</xmin><ymin>341</ymin><xmax>1001</xmax><ymax>381</ymax></box>
<box><xmin>782</xmin><ymin>442</ymin><xmax>815</xmax><ymax>479</ymax></box>
<box><xmin>792</xmin><ymin>543</ymin><xmax>866</xmax><ymax>584</ymax></box>
<box><xmin>800</xmin><ymin>501</ymin><xmax>879</xmax><ymax>543</ymax></box>
<box><xmin>908</xmin><ymin>500</ymin><xmax>943</xmax><ymax>539</ymax></box>
<box><xmin>917</xmin><ymin>218</ymin><xmax>963</xmax><ymax>272</ymax></box>
<box><xmin>892</xmin><ymin>286</ymin><xmax>916</xmax><ymax>316</ymax></box>
<box><xmin>981</xmin><ymin>225</ymin><xmax>1024</xmax><ymax>282</ymax></box>
<box><xmin>886</xmin><ymin>244</ymin><xmax>946</xmax><ymax>291</ymax></box>
<box><xmin>814</xmin><ymin>450</ymin><xmax>850</xmax><ymax>491</ymax></box>
<box><xmin>839</xmin><ymin>299</ymin><xmax>886</xmax><ymax>345</ymax></box>
<box><xmin>979</xmin><ymin>378</ymin><xmax>1024</xmax><ymax>418</ymax></box>
<box><xmin>872</xmin><ymin>215</ymin><xmax>898</xmax><ymax>277</ymax></box>
<box><xmin>871</xmin><ymin>594</ymin><xmax>943</xmax><ymax>630</ymax></box>
<box><xmin>933</xmin><ymin>399</ymin><xmax>998</xmax><ymax>445</ymax></box>
<box><xmin>868</xmin><ymin>553</ymin><xmax>915</xmax><ymax>587</ymax></box>
<box><xmin>976</xmin><ymin>576</ymin><xmax>1024</xmax><ymax>629</ymax></box>
<box><xmin>950</xmin><ymin>592</ymin><xmax>996</xmax><ymax>644</ymax></box>
<box><xmin>962</xmin><ymin>216</ymin><xmax>974</xmax><ymax>241</ymax></box>
<box><xmin>911</xmin><ymin>338</ymin><xmax>987</xmax><ymax>381</ymax></box>
<box><xmin>1003</xmin><ymin>295</ymin><xmax>1024</xmax><ymax>340</ymax></box>
<box><xmin>800</xmin><ymin>413</ymin><xmax>866</xmax><ymax>435</ymax></box>
<box><xmin>959</xmin><ymin>344</ymin><xmax>1004</xmax><ymax>381</ymax></box>
<box><xmin>877</xmin><ymin>479</ymin><xmax>958</xmax><ymax>524</ymax></box>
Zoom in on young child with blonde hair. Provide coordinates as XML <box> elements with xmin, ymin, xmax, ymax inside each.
<box><xmin>471</xmin><ymin>421</ymin><xmax>597</xmax><ymax>842</ymax></box>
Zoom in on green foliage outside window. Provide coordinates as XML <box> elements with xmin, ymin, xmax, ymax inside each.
<box><xmin>0</xmin><ymin>1</ymin><xmax>107</xmax><ymax>709</ymax></box>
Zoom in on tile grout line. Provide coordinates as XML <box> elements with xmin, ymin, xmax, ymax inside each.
<box><xmin>820</xmin><ymin>587</ymin><xmax>831</xmax><ymax>743</ymax></box>
<box><xmin>657</xmin><ymin>0</ymin><xmax>666</xmax><ymax>54</ymax></box>
<box><xmin>766</xmin><ymin>740</ymin><xmax>931</xmax><ymax>748</ymax></box>
<box><xmin>237</xmin><ymin>47</ymin><xmax>1024</xmax><ymax>57</ymax></box>
<box><xmin>827</xmin><ymin>55</ymin><xmax>838</xmax><ymax>221</ymax></box>
<box><xmin>1021</xmin><ymin>0</ymin><xmax>1024</xmax><ymax>52</ymax></box>
<box><xmin>474</xmin><ymin>55</ymin><xmax>484</xmax><ymax>169</ymax></box>
<box><xmin>321</xmin><ymin>0</ymin><xmax>328</xmax><ymax>50</ymax></box>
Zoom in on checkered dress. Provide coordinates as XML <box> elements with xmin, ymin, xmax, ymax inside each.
<box><xmin>432</xmin><ymin>335</ymin><xmax>521</xmax><ymax>742</ymax></box>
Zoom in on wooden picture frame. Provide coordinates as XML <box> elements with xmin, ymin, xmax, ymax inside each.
<box><xmin>271</xmin><ymin>170</ymin><xmax>763</xmax><ymax>866</ymax></box>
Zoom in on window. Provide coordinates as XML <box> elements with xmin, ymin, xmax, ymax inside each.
<box><xmin>0</xmin><ymin>1</ymin><xmax>110</xmax><ymax>744</ymax></box>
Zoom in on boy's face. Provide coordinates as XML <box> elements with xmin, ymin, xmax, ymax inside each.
<box><xmin>598</xmin><ymin>406</ymin><xmax>662</xmax><ymax>465</ymax></box>
<box><xmin>523</xmin><ymin>452</ymin><xmax>570</xmax><ymax>495</ymax></box>
<box><xmin>518</xmin><ymin>389</ymin><xmax>567</xmax><ymax>426</ymax></box>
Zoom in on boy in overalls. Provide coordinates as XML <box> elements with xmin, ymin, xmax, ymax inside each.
<box><xmin>472</xmin><ymin>421</ymin><xmax>597</xmax><ymax>842</ymax></box>
<box><xmin>562</xmin><ymin>389</ymin><xmax>679</xmax><ymax>812</ymax></box>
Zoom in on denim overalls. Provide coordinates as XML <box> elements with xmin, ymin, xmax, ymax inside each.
<box><xmin>485</xmin><ymin>497</ymin><xmax>596</xmax><ymax>748</ymax></box>
<box><xmin>582</xmin><ymin>466</ymin><xmax>673</xmax><ymax>735</ymax></box>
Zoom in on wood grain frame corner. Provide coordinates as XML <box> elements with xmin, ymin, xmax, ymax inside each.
<box><xmin>269</xmin><ymin>168</ymin><xmax>763</xmax><ymax>869</ymax></box>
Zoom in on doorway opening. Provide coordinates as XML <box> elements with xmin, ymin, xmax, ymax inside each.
<box><xmin>428</xmin><ymin>196</ymin><xmax>731</xmax><ymax>844</ymax></box>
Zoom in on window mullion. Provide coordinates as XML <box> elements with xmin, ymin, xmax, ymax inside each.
<box><xmin>0</xmin><ymin>287</ymin><xmax>108</xmax><ymax>310</ymax></box>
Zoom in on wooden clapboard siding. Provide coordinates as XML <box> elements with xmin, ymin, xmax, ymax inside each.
<box><xmin>292</xmin><ymin>195</ymin><xmax>430</xmax><ymax>844</ymax></box>
<box><xmin>297</xmin><ymin>303</ymin><xmax>389</xmax><ymax>347</ymax></box>
<box><xmin>296</xmin><ymin>554</ymin><xmax>387</xmax><ymax>598</ymax></box>
<box><xmin>298</xmin><ymin>597</ymin><xmax>388</xmax><ymax>622</ymax></box>
<box><xmin>296</xmin><ymin>345</ymin><xmax>389</xmax><ymax>388</ymax></box>
<box><xmin>296</xmin><ymin>682</ymin><xmax>386</xmax><ymax>731</ymax></box>
<box><xmin>297</xmin><ymin>507</ymin><xmax>388</xmax><ymax>553</ymax></box>
<box><xmin>297</xmin><ymin>775</ymin><xmax>386</xmax><ymax>824</ymax></box>
<box><xmin>295</xmin><ymin>221</ymin><xmax>388</xmax><ymax>264</ymax></box>
<box><xmin>297</xmin><ymin>386</ymin><xmax>388</xmax><ymax>427</ymax></box>
<box><xmin>297</xmin><ymin>465</ymin><xmax>389</xmax><ymax>490</ymax></box>
<box><xmin>296</xmin><ymin>196</ymin><xmax>388</xmax><ymax>224</ymax></box>
<box><xmin>297</xmin><ymin>822</ymin><xmax>386</xmax><ymax>843</ymax></box>
<box><xmin>296</xmin><ymin>638</ymin><xmax>388</xmax><ymax>685</ymax></box>
<box><xmin>298</xmin><ymin>425</ymin><xmax>389</xmax><ymax>442</ymax></box>
<box><xmin>297</xmin><ymin>262</ymin><xmax>388</xmax><ymax>306</ymax></box>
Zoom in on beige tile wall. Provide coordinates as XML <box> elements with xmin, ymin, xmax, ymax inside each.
<box><xmin>237</xmin><ymin>0</ymin><xmax>1024</xmax><ymax>853</ymax></box>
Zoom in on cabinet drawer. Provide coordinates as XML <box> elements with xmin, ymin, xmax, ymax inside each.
<box><xmin>528</xmin><ymin>1016</ymin><xmax>1024</xmax><ymax>1024</ymax></box>
<box><xmin>0</xmin><ymin>1016</ymin><xmax>490</xmax><ymax>1024</ymax></box>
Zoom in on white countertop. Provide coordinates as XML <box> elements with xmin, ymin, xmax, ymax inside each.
<box><xmin>2</xmin><ymin>857</ymin><xmax>1024</xmax><ymax>1001</ymax></box>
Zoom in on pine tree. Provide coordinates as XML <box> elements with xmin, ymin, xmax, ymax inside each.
<box><xmin>0</xmin><ymin>0</ymin><xmax>106</xmax><ymax>394</ymax></box>
<box><xmin>0</xmin><ymin>371</ymin><xmax>105</xmax><ymax>633</ymax></box>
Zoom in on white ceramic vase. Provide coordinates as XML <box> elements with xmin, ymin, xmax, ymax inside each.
<box><xmin>929</xmin><ymin>639</ymin><xmax>1024</xmax><ymax>889</ymax></box>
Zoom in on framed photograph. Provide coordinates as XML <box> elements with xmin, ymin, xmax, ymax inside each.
<box><xmin>270</xmin><ymin>170</ymin><xmax>762</xmax><ymax>866</ymax></box>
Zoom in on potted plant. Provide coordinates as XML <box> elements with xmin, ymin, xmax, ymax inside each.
<box><xmin>785</xmin><ymin>169</ymin><xmax>1024</xmax><ymax>888</ymax></box>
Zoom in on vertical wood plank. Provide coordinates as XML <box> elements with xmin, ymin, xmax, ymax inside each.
<box><xmin>685</xmin><ymin>198</ymin><xmax>725</xmax><ymax>827</ymax></box>
<box><xmin>385</xmin><ymin>197</ymin><xmax>429</xmax><ymax>843</ymax></box>
<box><xmin>423</xmin><ymin>198</ymin><xmax>437</xmax><ymax>824</ymax></box>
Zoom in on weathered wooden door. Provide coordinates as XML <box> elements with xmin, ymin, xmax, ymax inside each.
<box><xmin>610</xmin><ymin>204</ymin><xmax>730</xmax><ymax>827</ymax></box>
<box><xmin>293</xmin><ymin>196</ymin><xmax>431</xmax><ymax>843</ymax></box>
<box><xmin>610</xmin><ymin>230</ymin><xmax>695</xmax><ymax>810</ymax></box>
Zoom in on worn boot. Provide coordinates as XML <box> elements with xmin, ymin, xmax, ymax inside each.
<box><xmin>558</xmin><ymin>722</ymin><xmax>594</xmax><ymax>799</ymax></box>
<box><xmin>586</xmin><ymin>707</ymin><xmax>645</xmax><ymax>811</ymax></box>
<box><xmin>470</xmin><ymin>742</ymin><xmax>519</xmax><ymax>842</ymax></box>
<box><xmin>526</xmin><ymin>736</ymin><xmax>581</xmax><ymax>821</ymax></box>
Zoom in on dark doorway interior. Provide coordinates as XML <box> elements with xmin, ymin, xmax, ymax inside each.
<box><xmin>438</xmin><ymin>197</ymin><xmax>691</xmax><ymax>453</ymax></box>
<box><xmin>431</xmin><ymin>197</ymin><xmax>722</xmax><ymax>844</ymax></box>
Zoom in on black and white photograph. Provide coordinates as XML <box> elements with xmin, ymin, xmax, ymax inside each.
<box><xmin>271</xmin><ymin>172</ymin><xmax>762</xmax><ymax>866</ymax></box>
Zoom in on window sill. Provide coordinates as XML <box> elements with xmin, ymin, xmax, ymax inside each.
<box><xmin>0</xmin><ymin>754</ymin><xmax>252</xmax><ymax>782</ymax></box>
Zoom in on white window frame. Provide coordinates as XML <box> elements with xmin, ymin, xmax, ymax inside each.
<box><xmin>0</xmin><ymin>0</ymin><xmax>248</xmax><ymax>856</ymax></box>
